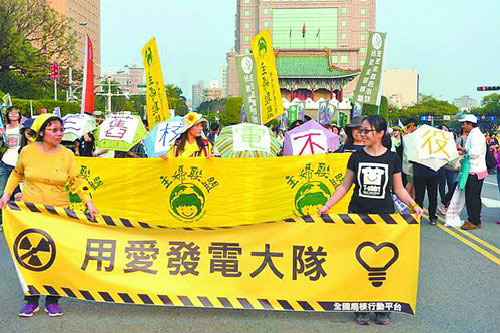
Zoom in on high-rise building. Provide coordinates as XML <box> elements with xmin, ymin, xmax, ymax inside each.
<box><xmin>221</xmin><ymin>67</ymin><xmax>229</xmax><ymax>98</ymax></box>
<box><xmin>382</xmin><ymin>69</ymin><xmax>420</xmax><ymax>109</ymax></box>
<box><xmin>203</xmin><ymin>87</ymin><xmax>225</xmax><ymax>102</ymax></box>
<box><xmin>109</xmin><ymin>65</ymin><xmax>145</xmax><ymax>95</ymax></box>
<box><xmin>47</xmin><ymin>0</ymin><xmax>101</xmax><ymax>77</ymax></box>
<box><xmin>227</xmin><ymin>0</ymin><xmax>375</xmax><ymax>101</ymax></box>
<box><xmin>192</xmin><ymin>80</ymin><xmax>205</xmax><ymax>111</ymax></box>
<box><xmin>453</xmin><ymin>96</ymin><xmax>478</xmax><ymax>112</ymax></box>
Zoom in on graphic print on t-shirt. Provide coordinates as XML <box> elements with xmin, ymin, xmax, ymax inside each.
<box><xmin>357</xmin><ymin>162</ymin><xmax>389</xmax><ymax>199</ymax></box>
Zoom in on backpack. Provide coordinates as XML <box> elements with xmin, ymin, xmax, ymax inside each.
<box><xmin>485</xmin><ymin>145</ymin><xmax>497</xmax><ymax>173</ymax></box>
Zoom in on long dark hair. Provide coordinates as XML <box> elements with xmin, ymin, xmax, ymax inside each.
<box><xmin>35</xmin><ymin>117</ymin><xmax>63</xmax><ymax>142</ymax></box>
<box><xmin>174</xmin><ymin>131</ymin><xmax>207</xmax><ymax>157</ymax></box>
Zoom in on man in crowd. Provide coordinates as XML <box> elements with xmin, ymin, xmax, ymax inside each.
<box><xmin>458</xmin><ymin>114</ymin><xmax>487</xmax><ymax>230</ymax></box>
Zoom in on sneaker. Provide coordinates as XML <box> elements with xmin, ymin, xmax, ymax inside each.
<box><xmin>19</xmin><ymin>304</ymin><xmax>39</xmax><ymax>317</ymax></box>
<box><xmin>44</xmin><ymin>303</ymin><xmax>63</xmax><ymax>317</ymax></box>
<box><xmin>437</xmin><ymin>204</ymin><xmax>447</xmax><ymax>215</ymax></box>
<box><xmin>355</xmin><ymin>312</ymin><xmax>370</xmax><ymax>325</ymax></box>
<box><xmin>375</xmin><ymin>313</ymin><xmax>391</xmax><ymax>325</ymax></box>
<box><xmin>429</xmin><ymin>218</ymin><xmax>438</xmax><ymax>226</ymax></box>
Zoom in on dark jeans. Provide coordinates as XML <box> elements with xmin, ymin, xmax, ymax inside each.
<box><xmin>442</xmin><ymin>182</ymin><xmax>458</xmax><ymax>207</ymax></box>
<box><xmin>438</xmin><ymin>168</ymin><xmax>458</xmax><ymax>203</ymax></box>
<box><xmin>464</xmin><ymin>174</ymin><xmax>484</xmax><ymax>225</ymax></box>
<box><xmin>25</xmin><ymin>295</ymin><xmax>60</xmax><ymax>305</ymax></box>
<box><xmin>414</xmin><ymin>175</ymin><xmax>439</xmax><ymax>220</ymax></box>
<box><xmin>0</xmin><ymin>160</ymin><xmax>15</xmax><ymax>225</ymax></box>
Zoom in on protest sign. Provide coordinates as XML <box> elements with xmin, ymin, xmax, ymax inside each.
<box><xmin>352</xmin><ymin>31</ymin><xmax>387</xmax><ymax>108</ymax></box>
<box><xmin>69</xmin><ymin>154</ymin><xmax>353</xmax><ymax>228</ymax></box>
<box><xmin>142</xmin><ymin>38</ymin><xmax>170</xmax><ymax>128</ymax></box>
<box><xmin>251</xmin><ymin>30</ymin><xmax>284</xmax><ymax>124</ymax></box>
<box><xmin>4</xmin><ymin>202</ymin><xmax>420</xmax><ymax>315</ymax></box>
<box><xmin>236</xmin><ymin>55</ymin><xmax>262</xmax><ymax>124</ymax></box>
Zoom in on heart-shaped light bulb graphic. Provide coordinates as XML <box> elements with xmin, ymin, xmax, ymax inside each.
<box><xmin>355</xmin><ymin>242</ymin><xmax>399</xmax><ymax>287</ymax></box>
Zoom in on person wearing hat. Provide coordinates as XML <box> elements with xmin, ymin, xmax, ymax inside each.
<box><xmin>335</xmin><ymin>116</ymin><xmax>364</xmax><ymax>153</ymax></box>
<box><xmin>0</xmin><ymin>106</ymin><xmax>23</xmax><ymax>230</ymax></box>
<box><xmin>0</xmin><ymin>113</ymin><xmax>99</xmax><ymax>317</ymax></box>
<box><xmin>457</xmin><ymin>114</ymin><xmax>487</xmax><ymax>230</ymax></box>
<box><xmin>163</xmin><ymin>112</ymin><xmax>214</xmax><ymax>158</ymax></box>
<box><xmin>390</xmin><ymin>125</ymin><xmax>402</xmax><ymax>152</ymax></box>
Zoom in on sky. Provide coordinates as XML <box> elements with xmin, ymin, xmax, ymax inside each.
<box><xmin>101</xmin><ymin>0</ymin><xmax>500</xmax><ymax>103</ymax></box>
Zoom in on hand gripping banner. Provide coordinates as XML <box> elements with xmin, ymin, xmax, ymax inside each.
<box><xmin>4</xmin><ymin>203</ymin><xmax>420</xmax><ymax>315</ymax></box>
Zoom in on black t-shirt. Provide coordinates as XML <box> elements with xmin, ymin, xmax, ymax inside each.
<box><xmin>347</xmin><ymin>148</ymin><xmax>402</xmax><ymax>214</ymax></box>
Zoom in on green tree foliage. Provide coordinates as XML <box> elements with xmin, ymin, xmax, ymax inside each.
<box><xmin>165</xmin><ymin>84</ymin><xmax>188</xmax><ymax>115</ymax></box>
<box><xmin>397</xmin><ymin>95</ymin><xmax>459</xmax><ymax>120</ymax></box>
<box><xmin>473</xmin><ymin>93</ymin><xmax>500</xmax><ymax>116</ymax></box>
<box><xmin>11</xmin><ymin>98</ymin><xmax>80</xmax><ymax>117</ymax></box>
<box><xmin>221</xmin><ymin>97</ymin><xmax>242</xmax><ymax>125</ymax></box>
<box><xmin>0</xmin><ymin>0</ymin><xmax>77</xmax><ymax>99</ymax></box>
<box><xmin>0</xmin><ymin>0</ymin><xmax>77</xmax><ymax>76</ymax></box>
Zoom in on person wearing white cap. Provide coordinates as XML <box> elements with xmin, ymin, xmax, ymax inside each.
<box><xmin>457</xmin><ymin>114</ymin><xmax>487</xmax><ymax>230</ymax></box>
<box><xmin>163</xmin><ymin>112</ymin><xmax>214</xmax><ymax>158</ymax></box>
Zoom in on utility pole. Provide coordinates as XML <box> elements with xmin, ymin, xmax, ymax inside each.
<box><xmin>68</xmin><ymin>67</ymin><xmax>73</xmax><ymax>102</ymax></box>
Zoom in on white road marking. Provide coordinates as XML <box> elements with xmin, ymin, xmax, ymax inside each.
<box><xmin>482</xmin><ymin>197</ymin><xmax>500</xmax><ymax>208</ymax></box>
<box><xmin>484</xmin><ymin>181</ymin><xmax>497</xmax><ymax>186</ymax></box>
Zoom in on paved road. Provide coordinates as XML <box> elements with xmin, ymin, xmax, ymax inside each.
<box><xmin>0</xmin><ymin>175</ymin><xmax>498</xmax><ymax>332</ymax></box>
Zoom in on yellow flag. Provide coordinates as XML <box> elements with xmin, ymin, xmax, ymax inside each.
<box><xmin>142</xmin><ymin>37</ymin><xmax>170</xmax><ymax>128</ymax></box>
<box><xmin>251</xmin><ymin>30</ymin><xmax>284</xmax><ymax>124</ymax></box>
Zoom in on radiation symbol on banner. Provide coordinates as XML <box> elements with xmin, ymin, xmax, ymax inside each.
<box><xmin>13</xmin><ymin>229</ymin><xmax>56</xmax><ymax>272</ymax></box>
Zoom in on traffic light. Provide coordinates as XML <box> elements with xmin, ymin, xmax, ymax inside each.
<box><xmin>49</xmin><ymin>64</ymin><xmax>59</xmax><ymax>80</ymax></box>
<box><xmin>477</xmin><ymin>86</ymin><xmax>500</xmax><ymax>91</ymax></box>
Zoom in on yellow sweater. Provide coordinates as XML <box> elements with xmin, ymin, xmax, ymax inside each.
<box><xmin>5</xmin><ymin>143</ymin><xmax>91</xmax><ymax>207</ymax></box>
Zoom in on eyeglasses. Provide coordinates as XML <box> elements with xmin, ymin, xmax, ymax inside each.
<box><xmin>360</xmin><ymin>128</ymin><xmax>377</xmax><ymax>135</ymax></box>
<box><xmin>45</xmin><ymin>128</ymin><xmax>65</xmax><ymax>133</ymax></box>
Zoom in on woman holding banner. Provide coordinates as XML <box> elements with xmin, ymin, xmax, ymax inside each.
<box><xmin>162</xmin><ymin>112</ymin><xmax>214</xmax><ymax>159</ymax></box>
<box><xmin>318</xmin><ymin>115</ymin><xmax>423</xmax><ymax>326</ymax></box>
<box><xmin>0</xmin><ymin>114</ymin><xmax>99</xmax><ymax>318</ymax></box>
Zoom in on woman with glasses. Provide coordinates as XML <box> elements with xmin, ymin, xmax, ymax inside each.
<box><xmin>318</xmin><ymin>115</ymin><xmax>423</xmax><ymax>326</ymax></box>
<box><xmin>0</xmin><ymin>114</ymin><xmax>99</xmax><ymax>318</ymax></box>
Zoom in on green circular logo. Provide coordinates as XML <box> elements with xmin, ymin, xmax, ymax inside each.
<box><xmin>295</xmin><ymin>181</ymin><xmax>331</xmax><ymax>216</ymax></box>
<box><xmin>258</xmin><ymin>37</ymin><xmax>268</xmax><ymax>57</ymax></box>
<box><xmin>169</xmin><ymin>183</ymin><xmax>205</xmax><ymax>221</ymax></box>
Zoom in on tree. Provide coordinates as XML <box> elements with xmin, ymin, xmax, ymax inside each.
<box><xmin>221</xmin><ymin>97</ymin><xmax>242</xmax><ymax>125</ymax></box>
<box><xmin>400</xmin><ymin>95</ymin><xmax>459</xmax><ymax>119</ymax></box>
<box><xmin>165</xmin><ymin>84</ymin><xmax>188</xmax><ymax>115</ymax></box>
<box><xmin>473</xmin><ymin>93</ymin><xmax>500</xmax><ymax>116</ymax></box>
<box><xmin>0</xmin><ymin>0</ymin><xmax>77</xmax><ymax>77</ymax></box>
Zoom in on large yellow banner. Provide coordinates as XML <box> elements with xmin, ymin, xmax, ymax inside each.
<box><xmin>4</xmin><ymin>203</ymin><xmax>420</xmax><ymax>315</ymax></box>
<box><xmin>251</xmin><ymin>30</ymin><xmax>284</xmax><ymax>124</ymax></box>
<box><xmin>71</xmin><ymin>154</ymin><xmax>352</xmax><ymax>228</ymax></box>
<box><xmin>142</xmin><ymin>37</ymin><xmax>170</xmax><ymax>128</ymax></box>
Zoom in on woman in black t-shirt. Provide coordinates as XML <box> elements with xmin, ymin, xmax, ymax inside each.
<box><xmin>318</xmin><ymin>115</ymin><xmax>423</xmax><ymax>326</ymax></box>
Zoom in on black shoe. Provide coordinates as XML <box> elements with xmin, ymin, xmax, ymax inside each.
<box><xmin>355</xmin><ymin>312</ymin><xmax>370</xmax><ymax>325</ymax></box>
<box><xmin>375</xmin><ymin>313</ymin><xmax>391</xmax><ymax>325</ymax></box>
<box><xmin>429</xmin><ymin>218</ymin><xmax>438</xmax><ymax>226</ymax></box>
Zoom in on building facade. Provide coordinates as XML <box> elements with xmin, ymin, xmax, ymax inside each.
<box><xmin>382</xmin><ymin>69</ymin><xmax>420</xmax><ymax>109</ymax></box>
<box><xmin>227</xmin><ymin>0</ymin><xmax>376</xmax><ymax>100</ymax></box>
<box><xmin>453</xmin><ymin>95</ymin><xmax>478</xmax><ymax>112</ymax></box>
<box><xmin>203</xmin><ymin>87</ymin><xmax>225</xmax><ymax>102</ymax></box>
<box><xmin>47</xmin><ymin>0</ymin><xmax>101</xmax><ymax>78</ymax></box>
<box><xmin>109</xmin><ymin>65</ymin><xmax>145</xmax><ymax>95</ymax></box>
<box><xmin>192</xmin><ymin>80</ymin><xmax>205</xmax><ymax>111</ymax></box>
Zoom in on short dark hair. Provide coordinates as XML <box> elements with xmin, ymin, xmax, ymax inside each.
<box><xmin>36</xmin><ymin>116</ymin><xmax>63</xmax><ymax>142</ymax></box>
<box><xmin>464</xmin><ymin>121</ymin><xmax>478</xmax><ymax>128</ymax></box>
<box><xmin>363</xmin><ymin>115</ymin><xmax>388</xmax><ymax>136</ymax></box>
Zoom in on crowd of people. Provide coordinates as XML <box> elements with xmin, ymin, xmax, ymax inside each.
<box><xmin>0</xmin><ymin>105</ymin><xmax>498</xmax><ymax>323</ymax></box>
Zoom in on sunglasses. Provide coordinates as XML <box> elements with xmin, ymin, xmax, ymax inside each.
<box><xmin>360</xmin><ymin>128</ymin><xmax>377</xmax><ymax>135</ymax></box>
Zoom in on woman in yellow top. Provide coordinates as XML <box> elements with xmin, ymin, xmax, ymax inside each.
<box><xmin>163</xmin><ymin>112</ymin><xmax>214</xmax><ymax>159</ymax></box>
<box><xmin>0</xmin><ymin>114</ymin><xmax>99</xmax><ymax>318</ymax></box>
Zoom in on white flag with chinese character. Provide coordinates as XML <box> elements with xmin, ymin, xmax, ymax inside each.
<box><xmin>99</xmin><ymin>115</ymin><xmax>138</xmax><ymax>144</ymax></box>
<box><xmin>232</xmin><ymin>123</ymin><xmax>271</xmax><ymax>152</ymax></box>
<box><xmin>290</xmin><ymin>129</ymin><xmax>328</xmax><ymax>156</ymax></box>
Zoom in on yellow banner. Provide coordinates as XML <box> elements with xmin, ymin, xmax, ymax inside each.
<box><xmin>4</xmin><ymin>203</ymin><xmax>420</xmax><ymax>315</ymax></box>
<box><xmin>71</xmin><ymin>154</ymin><xmax>352</xmax><ymax>228</ymax></box>
<box><xmin>142</xmin><ymin>37</ymin><xmax>170</xmax><ymax>128</ymax></box>
<box><xmin>251</xmin><ymin>30</ymin><xmax>284</xmax><ymax>124</ymax></box>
